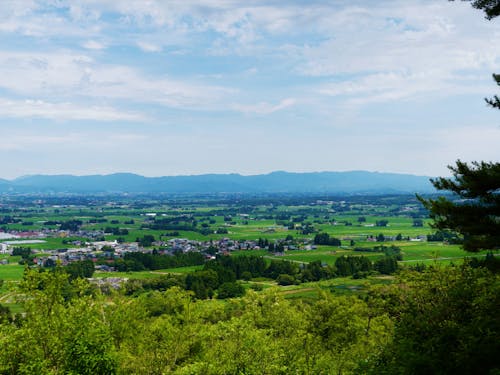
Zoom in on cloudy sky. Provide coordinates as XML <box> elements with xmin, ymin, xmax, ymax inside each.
<box><xmin>0</xmin><ymin>0</ymin><xmax>499</xmax><ymax>179</ymax></box>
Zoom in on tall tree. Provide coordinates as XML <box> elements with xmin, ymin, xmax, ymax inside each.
<box><xmin>364</xmin><ymin>265</ymin><xmax>500</xmax><ymax>375</ymax></box>
<box><xmin>451</xmin><ymin>0</ymin><xmax>500</xmax><ymax>19</ymax></box>
<box><xmin>418</xmin><ymin>160</ymin><xmax>500</xmax><ymax>251</ymax></box>
<box><xmin>420</xmin><ymin>2</ymin><xmax>500</xmax><ymax>252</ymax></box>
<box><xmin>485</xmin><ymin>73</ymin><xmax>500</xmax><ymax>110</ymax></box>
<box><xmin>461</xmin><ymin>0</ymin><xmax>500</xmax><ymax>19</ymax></box>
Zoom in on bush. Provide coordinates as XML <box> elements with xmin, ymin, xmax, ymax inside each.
<box><xmin>314</xmin><ymin>233</ymin><xmax>341</xmax><ymax>246</ymax></box>
<box><xmin>217</xmin><ymin>282</ymin><xmax>245</xmax><ymax>299</ymax></box>
<box><xmin>276</xmin><ymin>274</ymin><xmax>296</xmax><ymax>286</ymax></box>
<box><xmin>374</xmin><ymin>256</ymin><xmax>398</xmax><ymax>275</ymax></box>
<box><xmin>250</xmin><ymin>284</ymin><xmax>264</xmax><ymax>291</ymax></box>
<box><xmin>241</xmin><ymin>271</ymin><xmax>253</xmax><ymax>281</ymax></box>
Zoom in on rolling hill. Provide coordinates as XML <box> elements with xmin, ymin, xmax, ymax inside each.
<box><xmin>0</xmin><ymin>171</ymin><xmax>435</xmax><ymax>194</ymax></box>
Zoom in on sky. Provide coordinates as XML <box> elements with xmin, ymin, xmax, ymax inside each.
<box><xmin>0</xmin><ymin>0</ymin><xmax>499</xmax><ymax>179</ymax></box>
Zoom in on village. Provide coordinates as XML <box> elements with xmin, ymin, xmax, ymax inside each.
<box><xmin>0</xmin><ymin>226</ymin><xmax>289</xmax><ymax>270</ymax></box>
<box><xmin>0</xmin><ymin>222</ymin><xmax>427</xmax><ymax>271</ymax></box>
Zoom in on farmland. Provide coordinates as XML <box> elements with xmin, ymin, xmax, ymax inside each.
<box><xmin>0</xmin><ymin>193</ymin><xmax>491</xmax><ymax>290</ymax></box>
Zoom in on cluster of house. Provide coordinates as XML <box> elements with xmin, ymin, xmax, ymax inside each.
<box><xmin>1</xmin><ymin>222</ymin><xmax>428</xmax><ymax>271</ymax></box>
<box><xmin>13</xmin><ymin>235</ymin><xmax>309</xmax><ymax>269</ymax></box>
<box><xmin>161</xmin><ymin>237</ymin><xmax>263</xmax><ymax>253</ymax></box>
<box><xmin>30</xmin><ymin>241</ymin><xmax>140</xmax><ymax>267</ymax></box>
<box><xmin>8</xmin><ymin>237</ymin><xmax>262</xmax><ymax>268</ymax></box>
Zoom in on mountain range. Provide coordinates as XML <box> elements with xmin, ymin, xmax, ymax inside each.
<box><xmin>0</xmin><ymin>171</ymin><xmax>435</xmax><ymax>195</ymax></box>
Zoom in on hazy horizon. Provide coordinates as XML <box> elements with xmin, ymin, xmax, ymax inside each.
<box><xmin>1</xmin><ymin>1</ymin><xmax>498</xmax><ymax>179</ymax></box>
<box><xmin>1</xmin><ymin>168</ymin><xmax>436</xmax><ymax>181</ymax></box>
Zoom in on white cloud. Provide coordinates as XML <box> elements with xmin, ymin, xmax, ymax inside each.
<box><xmin>79</xmin><ymin>65</ymin><xmax>236</xmax><ymax>109</ymax></box>
<box><xmin>232</xmin><ymin>98</ymin><xmax>297</xmax><ymax>115</ymax></box>
<box><xmin>0</xmin><ymin>50</ymin><xmax>235</xmax><ymax>110</ymax></box>
<box><xmin>82</xmin><ymin>40</ymin><xmax>106</xmax><ymax>50</ymax></box>
<box><xmin>136</xmin><ymin>41</ymin><xmax>162</xmax><ymax>52</ymax></box>
<box><xmin>1</xmin><ymin>2</ymin><xmax>497</xmax><ymax>113</ymax></box>
<box><xmin>0</xmin><ymin>2</ymin><xmax>100</xmax><ymax>38</ymax></box>
<box><xmin>317</xmin><ymin>70</ymin><xmax>494</xmax><ymax>105</ymax></box>
<box><xmin>0</xmin><ymin>51</ymin><xmax>94</xmax><ymax>97</ymax></box>
<box><xmin>0</xmin><ymin>98</ymin><xmax>145</xmax><ymax>121</ymax></box>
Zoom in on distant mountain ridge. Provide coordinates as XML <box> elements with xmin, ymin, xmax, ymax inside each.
<box><xmin>0</xmin><ymin>171</ymin><xmax>435</xmax><ymax>194</ymax></box>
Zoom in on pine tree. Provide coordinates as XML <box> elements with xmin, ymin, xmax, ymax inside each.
<box><xmin>418</xmin><ymin>160</ymin><xmax>500</xmax><ymax>251</ymax></box>
<box><xmin>468</xmin><ymin>0</ymin><xmax>500</xmax><ymax>19</ymax></box>
<box><xmin>485</xmin><ymin>73</ymin><xmax>500</xmax><ymax>110</ymax></box>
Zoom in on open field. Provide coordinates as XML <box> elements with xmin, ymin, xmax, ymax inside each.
<box><xmin>279</xmin><ymin>275</ymin><xmax>395</xmax><ymax>299</ymax></box>
<box><xmin>161</xmin><ymin>265</ymin><xmax>204</xmax><ymax>274</ymax></box>
<box><xmin>235</xmin><ymin>242</ymin><xmax>489</xmax><ymax>266</ymax></box>
<box><xmin>0</xmin><ymin>264</ymin><xmax>25</xmax><ymax>281</ymax></box>
<box><xmin>0</xmin><ymin>193</ymin><xmax>495</xmax><ymax>290</ymax></box>
<box><xmin>92</xmin><ymin>265</ymin><xmax>204</xmax><ymax>279</ymax></box>
<box><xmin>94</xmin><ymin>270</ymin><xmax>166</xmax><ymax>279</ymax></box>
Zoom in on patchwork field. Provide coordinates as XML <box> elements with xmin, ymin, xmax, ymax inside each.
<box><xmin>0</xmin><ymin>194</ymin><xmax>494</xmax><ymax>289</ymax></box>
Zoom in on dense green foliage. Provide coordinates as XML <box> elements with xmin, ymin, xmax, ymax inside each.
<box><xmin>313</xmin><ymin>232</ymin><xmax>341</xmax><ymax>246</ymax></box>
<box><xmin>373</xmin><ymin>256</ymin><xmax>399</xmax><ymax>275</ymax></box>
<box><xmin>65</xmin><ymin>259</ymin><xmax>95</xmax><ymax>280</ymax></box>
<box><xmin>364</xmin><ymin>264</ymin><xmax>500</xmax><ymax>374</ymax></box>
<box><xmin>205</xmin><ymin>255</ymin><xmax>267</xmax><ymax>280</ymax></box>
<box><xmin>136</xmin><ymin>234</ymin><xmax>155</xmax><ymax>247</ymax></box>
<box><xmin>11</xmin><ymin>247</ymin><xmax>32</xmax><ymax>258</ymax></box>
<box><xmin>216</xmin><ymin>282</ymin><xmax>245</xmax><ymax>299</ymax></box>
<box><xmin>115</xmin><ymin>251</ymin><xmax>205</xmax><ymax>271</ymax></box>
<box><xmin>59</xmin><ymin>219</ymin><xmax>83</xmax><ymax>232</ymax></box>
<box><xmin>0</xmin><ymin>270</ymin><xmax>115</xmax><ymax>374</ymax></box>
<box><xmin>335</xmin><ymin>255</ymin><xmax>373</xmax><ymax>277</ymax></box>
<box><xmin>1</xmin><ymin>264</ymin><xmax>498</xmax><ymax>374</ymax></box>
<box><xmin>0</xmin><ymin>267</ymin><xmax>394</xmax><ymax>374</ymax></box>
<box><xmin>11</xmin><ymin>247</ymin><xmax>35</xmax><ymax>265</ymax></box>
<box><xmin>180</xmin><ymin>255</ymin><xmax>342</xmax><ymax>298</ymax></box>
<box><xmin>418</xmin><ymin>160</ymin><xmax>500</xmax><ymax>251</ymax></box>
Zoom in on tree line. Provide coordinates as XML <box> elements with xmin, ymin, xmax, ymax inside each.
<box><xmin>0</xmin><ymin>262</ymin><xmax>498</xmax><ymax>374</ymax></box>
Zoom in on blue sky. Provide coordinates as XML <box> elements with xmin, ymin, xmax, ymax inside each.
<box><xmin>0</xmin><ymin>0</ymin><xmax>499</xmax><ymax>179</ymax></box>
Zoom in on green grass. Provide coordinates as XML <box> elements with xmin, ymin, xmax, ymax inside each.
<box><xmin>158</xmin><ymin>265</ymin><xmax>203</xmax><ymax>274</ymax></box>
<box><xmin>282</xmin><ymin>288</ymin><xmax>321</xmax><ymax>300</ymax></box>
<box><xmin>93</xmin><ymin>270</ymin><xmax>163</xmax><ymax>279</ymax></box>
<box><xmin>13</xmin><ymin>237</ymin><xmax>73</xmax><ymax>250</ymax></box>
<box><xmin>231</xmin><ymin>249</ymin><xmax>269</xmax><ymax>257</ymax></box>
<box><xmin>397</xmin><ymin>242</ymin><xmax>490</xmax><ymax>262</ymax></box>
<box><xmin>94</xmin><ymin>265</ymin><xmax>203</xmax><ymax>279</ymax></box>
<box><xmin>1</xmin><ymin>303</ymin><xmax>23</xmax><ymax>314</ymax></box>
<box><xmin>233</xmin><ymin>241</ymin><xmax>489</xmax><ymax>266</ymax></box>
<box><xmin>0</xmin><ymin>264</ymin><xmax>25</xmax><ymax>281</ymax></box>
<box><xmin>266</xmin><ymin>247</ymin><xmax>382</xmax><ymax>265</ymax></box>
<box><xmin>280</xmin><ymin>275</ymin><xmax>395</xmax><ymax>299</ymax></box>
